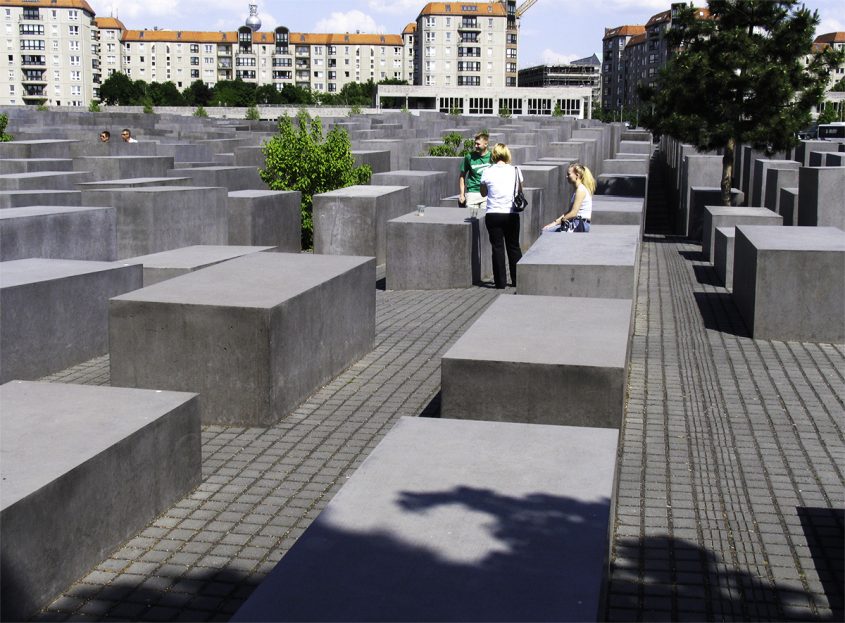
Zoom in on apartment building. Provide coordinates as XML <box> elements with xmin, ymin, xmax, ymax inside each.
<box><xmin>811</xmin><ymin>32</ymin><xmax>845</xmax><ymax>119</ymax></box>
<box><xmin>2</xmin><ymin>0</ymin><xmax>100</xmax><ymax>107</ymax></box>
<box><xmin>518</xmin><ymin>54</ymin><xmax>602</xmax><ymax>103</ymax></box>
<box><xmin>601</xmin><ymin>25</ymin><xmax>645</xmax><ymax>113</ymax></box>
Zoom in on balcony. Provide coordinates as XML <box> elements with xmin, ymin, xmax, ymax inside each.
<box><xmin>218</xmin><ymin>60</ymin><xmax>232</xmax><ymax>69</ymax></box>
<box><xmin>458</xmin><ymin>22</ymin><xmax>481</xmax><ymax>32</ymax></box>
<box><xmin>20</xmin><ymin>13</ymin><xmax>43</xmax><ymax>21</ymax></box>
<box><xmin>20</xmin><ymin>56</ymin><xmax>46</xmax><ymax>68</ymax></box>
<box><xmin>21</xmin><ymin>73</ymin><xmax>47</xmax><ymax>84</ymax></box>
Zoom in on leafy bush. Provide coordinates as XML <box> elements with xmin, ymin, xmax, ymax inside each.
<box><xmin>552</xmin><ymin>102</ymin><xmax>564</xmax><ymax>117</ymax></box>
<box><xmin>36</xmin><ymin>102</ymin><xmax>48</xmax><ymax>111</ymax></box>
<box><xmin>260</xmin><ymin>111</ymin><xmax>372</xmax><ymax>249</ymax></box>
<box><xmin>88</xmin><ymin>100</ymin><xmax>101</xmax><ymax>112</ymax></box>
<box><xmin>194</xmin><ymin>106</ymin><xmax>209</xmax><ymax>118</ymax></box>
<box><xmin>498</xmin><ymin>106</ymin><xmax>511</xmax><ymax>119</ymax></box>
<box><xmin>245</xmin><ymin>105</ymin><xmax>260</xmax><ymax>120</ymax></box>
<box><xmin>142</xmin><ymin>99</ymin><xmax>154</xmax><ymax>114</ymax></box>
<box><xmin>0</xmin><ymin>113</ymin><xmax>12</xmax><ymax>142</ymax></box>
<box><xmin>427</xmin><ymin>131</ymin><xmax>475</xmax><ymax>157</ymax></box>
<box><xmin>348</xmin><ymin>104</ymin><xmax>362</xmax><ymax>116</ymax></box>
<box><xmin>449</xmin><ymin>107</ymin><xmax>461</xmax><ymax>116</ymax></box>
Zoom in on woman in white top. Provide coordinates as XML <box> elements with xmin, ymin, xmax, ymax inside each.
<box><xmin>544</xmin><ymin>162</ymin><xmax>595</xmax><ymax>232</ymax></box>
<box><xmin>480</xmin><ymin>143</ymin><xmax>523</xmax><ymax>289</ymax></box>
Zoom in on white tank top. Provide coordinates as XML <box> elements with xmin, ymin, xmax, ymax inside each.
<box><xmin>572</xmin><ymin>183</ymin><xmax>592</xmax><ymax>220</ymax></box>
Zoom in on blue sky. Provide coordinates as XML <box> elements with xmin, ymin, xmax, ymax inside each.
<box><xmin>103</xmin><ymin>0</ymin><xmax>845</xmax><ymax>69</ymax></box>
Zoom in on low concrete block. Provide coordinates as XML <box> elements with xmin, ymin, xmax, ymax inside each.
<box><xmin>72</xmin><ymin>156</ymin><xmax>174</xmax><ymax>182</ymax></box>
<box><xmin>797</xmin><ymin>166</ymin><xmax>845</xmax><ymax>229</ymax></box>
<box><xmin>441</xmin><ymin>295</ymin><xmax>632</xmax><ymax>428</ymax></box>
<box><xmin>517</xmin><ymin>225</ymin><xmax>640</xmax><ymax>300</ymax></box>
<box><xmin>371</xmin><ymin>170</ymin><xmax>448</xmax><ymax>208</ymax></box>
<box><xmin>591</xmin><ymin>196</ymin><xmax>645</xmax><ymax>233</ymax></box>
<box><xmin>733</xmin><ymin>226</ymin><xmax>845</xmax><ymax>342</ymax></box>
<box><xmin>166</xmin><ymin>166</ymin><xmax>264</xmax><ymax>191</ymax></box>
<box><xmin>0</xmin><ymin>190</ymin><xmax>82</xmax><ymax>209</ymax></box>
<box><xmin>0</xmin><ymin>259</ymin><xmax>142</xmax><ymax>383</ymax></box>
<box><xmin>232</xmin><ymin>416</ymin><xmax>618</xmax><ymax>623</ymax></box>
<box><xmin>794</xmin><ymin>140</ymin><xmax>840</xmax><ymax>166</ymax></box>
<box><xmin>353</xmin><ymin>150</ymin><xmax>391</xmax><ymax>174</ymax></box>
<box><xmin>702</xmin><ymin>206</ymin><xmax>782</xmax><ymax>261</ymax></box>
<box><xmin>0</xmin><ymin>381</ymin><xmax>200</xmax><ymax>622</ymax></box>
<box><xmin>313</xmin><ymin>185</ymin><xmax>410</xmax><ymax>265</ymax></box>
<box><xmin>618</xmin><ymin>140</ymin><xmax>651</xmax><ymax>155</ymax></box>
<box><xmin>0</xmin><ymin>158</ymin><xmax>73</xmax><ymax>174</ymax></box>
<box><xmin>109</xmin><ymin>253</ymin><xmax>375</xmax><ymax>426</ymax></box>
<box><xmin>76</xmin><ymin>177</ymin><xmax>193</xmax><ymax>190</ymax></box>
<box><xmin>227</xmin><ymin>189</ymin><xmax>301</xmax><ymax>251</ymax></box>
<box><xmin>0</xmin><ymin>205</ymin><xmax>117</xmax><ymax>261</ymax></box>
<box><xmin>824</xmin><ymin>152</ymin><xmax>845</xmax><ymax>167</ymax></box>
<box><xmin>122</xmin><ymin>245</ymin><xmax>276</xmax><ymax>286</ymax></box>
<box><xmin>596</xmin><ymin>173</ymin><xmax>647</xmax><ymax>198</ymax></box>
<box><xmin>602</xmin><ymin>159</ymin><xmax>649</xmax><ymax>176</ymax></box>
<box><xmin>0</xmin><ymin>171</ymin><xmax>92</xmax><ymax>191</ymax></box>
<box><xmin>713</xmin><ymin>226</ymin><xmax>735</xmax><ymax>289</ymax></box>
<box><xmin>81</xmin><ymin>186</ymin><xmax>228</xmax><ymax>259</ymax></box>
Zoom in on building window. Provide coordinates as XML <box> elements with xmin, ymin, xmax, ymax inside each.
<box><xmin>469</xmin><ymin>97</ymin><xmax>493</xmax><ymax>114</ymax></box>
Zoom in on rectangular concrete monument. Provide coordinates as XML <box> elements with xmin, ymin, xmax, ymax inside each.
<box><xmin>702</xmin><ymin>206</ymin><xmax>782</xmax><ymax>262</ymax></box>
<box><xmin>441</xmin><ymin>295</ymin><xmax>632</xmax><ymax>428</ymax></box>
<box><xmin>0</xmin><ymin>206</ymin><xmax>117</xmax><ymax>261</ymax></box>
<box><xmin>0</xmin><ymin>381</ymin><xmax>200</xmax><ymax>622</ymax></box>
<box><xmin>232</xmin><ymin>416</ymin><xmax>618</xmax><ymax>623</ymax></box>
<box><xmin>109</xmin><ymin>253</ymin><xmax>376</xmax><ymax>426</ymax></box>
<box><xmin>713</xmin><ymin>226</ymin><xmax>736</xmax><ymax>289</ymax></box>
<box><xmin>227</xmin><ymin>189</ymin><xmax>301</xmax><ymax>251</ymax></box>
<box><xmin>732</xmin><ymin>225</ymin><xmax>845</xmax><ymax>343</ymax></box>
<box><xmin>122</xmin><ymin>245</ymin><xmax>276</xmax><ymax>286</ymax></box>
<box><xmin>797</xmin><ymin>166</ymin><xmax>845</xmax><ymax>229</ymax></box>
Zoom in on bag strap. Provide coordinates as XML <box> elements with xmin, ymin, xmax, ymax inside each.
<box><xmin>513</xmin><ymin>167</ymin><xmax>520</xmax><ymax>197</ymax></box>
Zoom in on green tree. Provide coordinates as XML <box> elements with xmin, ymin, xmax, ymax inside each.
<box><xmin>427</xmin><ymin>132</ymin><xmax>476</xmax><ymax>157</ymax></box>
<box><xmin>147</xmin><ymin>81</ymin><xmax>184</xmax><ymax>106</ymax></box>
<box><xmin>211</xmin><ymin>79</ymin><xmax>256</xmax><ymax>107</ymax></box>
<box><xmin>278</xmin><ymin>83</ymin><xmax>313</xmax><ymax>105</ymax></box>
<box><xmin>0</xmin><ymin>113</ymin><xmax>13</xmax><ymax>141</ymax></box>
<box><xmin>88</xmin><ymin>100</ymin><xmax>101</xmax><ymax>112</ymax></box>
<box><xmin>830</xmin><ymin>76</ymin><xmax>845</xmax><ymax>92</ymax></box>
<box><xmin>260</xmin><ymin>111</ymin><xmax>372</xmax><ymax>248</ymax></box>
<box><xmin>194</xmin><ymin>105</ymin><xmax>209</xmax><ymax>118</ymax></box>
<box><xmin>99</xmin><ymin>72</ymin><xmax>145</xmax><ymax>105</ymax></box>
<box><xmin>256</xmin><ymin>83</ymin><xmax>282</xmax><ymax>105</ymax></box>
<box><xmin>184</xmin><ymin>79</ymin><xmax>213</xmax><ymax>106</ymax></box>
<box><xmin>641</xmin><ymin>0</ymin><xmax>843</xmax><ymax>205</ymax></box>
<box><xmin>245</xmin><ymin>105</ymin><xmax>260</xmax><ymax>120</ymax></box>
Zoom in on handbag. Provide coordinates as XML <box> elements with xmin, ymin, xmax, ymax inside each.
<box><xmin>511</xmin><ymin>167</ymin><xmax>527</xmax><ymax>213</ymax></box>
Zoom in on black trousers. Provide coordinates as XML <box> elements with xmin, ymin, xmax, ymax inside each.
<box><xmin>485</xmin><ymin>212</ymin><xmax>522</xmax><ymax>288</ymax></box>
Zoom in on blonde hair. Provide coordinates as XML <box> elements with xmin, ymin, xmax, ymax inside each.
<box><xmin>490</xmin><ymin>143</ymin><xmax>511</xmax><ymax>164</ymax></box>
<box><xmin>568</xmin><ymin>162</ymin><xmax>596</xmax><ymax>194</ymax></box>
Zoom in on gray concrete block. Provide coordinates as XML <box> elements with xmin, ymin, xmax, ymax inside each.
<box><xmin>797</xmin><ymin>166</ymin><xmax>845</xmax><ymax>228</ymax></box>
<box><xmin>0</xmin><ymin>205</ymin><xmax>117</xmax><ymax>261</ymax></box>
<box><xmin>733</xmin><ymin>225</ymin><xmax>845</xmax><ymax>342</ymax></box>
<box><xmin>441</xmin><ymin>294</ymin><xmax>632</xmax><ymax>428</ymax></box>
<box><xmin>0</xmin><ymin>158</ymin><xmax>73</xmax><ymax>174</ymax></box>
<box><xmin>0</xmin><ymin>139</ymin><xmax>77</xmax><ymax>159</ymax></box>
<box><xmin>794</xmin><ymin>140</ymin><xmax>840</xmax><ymax>166</ymax></box>
<box><xmin>618</xmin><ymin>140</ymin><xmax>651</xmax><ymax>155</ymax></box>
<box><xmin>232</xmin><ymin>416</ymin><xmax>618</xmax><ymax>623</ymax></box>
<box><xmin>353</xmin><ymin>150</ymin><xmax>392</xmax><ymax>174</ymax></box>
<box><xmin>824</xmin><ymin>152</ymin><xmax>845</xmax><ymax>167</ymax></box>
<box><xmin>371</xmin><ymin>170</ymin><xmax>448</xmax><ymax>208</ymax></box>
<box><xmin>155</xmin><ymin>142</ymin><xmax>214</xmax><ymax>163</ymax></box>
<box><xmin>752</xmin><ymin>159</ymin><xmax>799</xmax><ymax>208</ymax></box>
<box><xmin>0</xmin><ymin>381</ymin><xmax>200</xmax><ymax>621</ymax></box>
<box><xmin>227</xmin><ymin>189</ymin><xmax>301</xmax><ymax>251</ymax></box>
<box><xmin>0</xmin><ymin>171</ymin><xmax>93</xmax><ymax>191</ymax></box>
<box><xmin>779</xmin><ymin>187</ymin><xmax>800</xmax><ymax>226</ymax></box>
<box><xmin>702</xmin><ymin>206</ymin><xmax>782</xmax><ymax>261</ymax></box>
<box><xmin>596</xmin><ymin>173</ymin><xmax>647</xmax><ymax>199</ymax></box>
<box><xmin>602</xmin><ymin>159</ymin><xmax>649</xmax><ymax>176</ymax></box>
<box><xmin>233</xmin><ymin>145</ymin><xmax>265</xmax><ymax>168</ymax></box>
<box><xmin>72</xmin><ymin>156</ymin><xmax>174</xmax><ymax>182</ymax></box>
<box><xmin>0</xmin><ymin>190</ymin><xmax>82</xmax><ymax>209</ymax></box>
<box><xmin>386</xmin><ymin>208</ymin><xmax>482</xmax><ymax>289</ymax></box>
<box><xmin>546</xmin><ymin>141</ymin><xmax>585</xmax><ymax>162</ymax></box>
<box><xmin>573</xmin><ymin>128</ymin><xmax>609</xmax><ymax>174</ymax></box>
<box><xmin>76</xmin><ymin>177</ymin><xmax>194</xmax><ymax>190</ymax></box>
<box><xmin>80</xmin><ymin>186</ymin><xmax>229</xmax><ymax>259</ymax></box>
<box><xmin>713</xmin><ymin>226</ymin><xmax>735</xmax><ymax>289</ymax></box>
<box><xmin>687</xmin><ymin>187</ymin><xmax>744</xmax><ymax>241</ymax></box>
<box><xmin>313</xmin><ymin>185</ymin><xmax>411</xmax><ymax>265</ymax></box>
<box><xmin>166</xmin><ymin>166</ymin><xmax>264</xmax><ymax>191</ymax></box>
<box><xmin>517</xmin><ymin>225</ymin><xmax>640</xmax><ymax>300</ymax></box>
<box><xmin>0</xmin><ymin>259</ymin><xmax>142</xmax><ymax>383</ymax></box>
<box><xmin>122</xmin><ymin>245</ymin><xmax>276</xmax><ymax>286</ymax></box>
<box><xmin>680</xmin><ymin>155</ymin><xmax>722</xmax><ymax>237</ymax></box>
<box><xmin>764</xmin><ymin>167</ymin><xmax>799</xmax><ymax>216</ymax></box>
<box><xmin>519</xmin><ymin>165</ymin><xmax>562</xmax><ymax>226</ymax></box>
<box><xmin>591</xmin><ymin>196</ymin><xmax>645</xmax><ymax>233</ymax></box>
<box><xmin>354</xmin><ymin>139</ymin><xmax>427</xmax><ymax>171</ymax></box>
<box><xmin>109</xmin><ymin>253</ymin><xmax>375</xmax><ymax>426</ymax></box>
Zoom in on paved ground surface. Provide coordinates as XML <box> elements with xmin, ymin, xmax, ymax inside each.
<box><xmin>34</xmin><ymin>242</ymin><xmax>843</xmax><ymax>621</ymax></box>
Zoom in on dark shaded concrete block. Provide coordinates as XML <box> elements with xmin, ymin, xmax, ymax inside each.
<box><xmin>353</xmin><ymin>150</ymin><xmax>392</xmax><ymax>174</ymax></box>
<box><xmin>794</xmin><ymin>140</ymin><xmax>840</xmax><ymax>166</ymax></box>
<box><xmin>733</xmin><ymin>226</ymin><xmax>845</xmax><ymax>342</ymax></box>
<box><xmin>0</xmin><ymin>259</ymin><xmax>142</xmax><ymax>383</ymax></box>
<box><xmin>596</xmin><ymin>174</ymin><xmax>647</xmax><ymax>198</ymax></box>
<box><xmin>313</xmin><ymin>185</ymin><xmax>411</xmax><ymax>265</ymax></box>
<box><xmin>764</xmin><ymin>167</ymin><xmax>799</xmax><ymax>216</ymax></box>
<box><xmin>122</xmin><ymin>245</ymin><xmax>276</xmax><ymax>286</ymax></box>
<box><xmin>687</xmin><ymin>187</ymin><xmax>744</xmax><ymax>241</ymax></box>
<box><xmin>519</xmin><ymin>165</ymin><xmax>562</xmax><ymax>226</ymax></box>
<box><xmin>702</xmin><ymin>206</ymin><xmax>782</xmax><ymax>261</ymax></box>
<box><xmin>227</xmin><ymin>189</ymin><xmax>301</xmax><ymax>251</ymax></box>
<box><xmin>779</xmin><ymin>187</ymin><xmax>799</xmax><ymax>226</ymax></box>
<box><xmin>0</xmin><ymin>381</ymin><xmax>200</xmax><ymax>622</ymax></box>
<box><xmin>680</xmin><ymin>155</ymin><xmax>722</xmax><ymax>237</ymax></box>
<box><xmin>232</xmin><ymin>416</ymin><xmax>618</xmax><ymax>623</ymax></box>
<box><xmin>797</xmin><ymin>166</ymin><xmax>845</xmax><ymax>228</ymax></box>
<box><xmin>441</xmin><ymin>295</ymin><xmax>632</xmax><ymax>428</ymax></box>
<box><xmin>0</xmin><ymin>190</ymin><xmax>82</xmax><ymax>209</ymax></box>
<box><xmin>0</xmin><ymin>206</ymin><xmax>117</xmax><ymax>261</ymax></box>
<box><xmin>752</xmin><ymin>159</ymin><xmax>799</xmax><ymax>208</ymax></box>
<box><xmin>713</xmin><ymin>226</ymin><xmax>735</xmax><ymax>289</ymax></box>
<box><xmin>110</xmin><ymin>253</ymin><xmax>375</xmax><ymax>426</ymax></box>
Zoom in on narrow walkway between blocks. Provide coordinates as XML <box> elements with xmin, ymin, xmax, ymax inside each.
<box><xmin>34</xmin><ymin>286</ymin><xmax>503</xmax><ymax>622</ymax></box>
<box><xmin>606</xmin><ymin>235</ymin><xmax>844</xmax><ymax>622</ymax></box>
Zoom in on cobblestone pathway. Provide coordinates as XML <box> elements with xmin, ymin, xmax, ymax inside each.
<box><xmin>35</xmin><ymin>286</ymin><xmax>502</xmax><ymax>622</ymax></box>
<box><xmin>606</xmin><ymin>236</ymin><xmax>844</xmax><ymax>622</ymax></box>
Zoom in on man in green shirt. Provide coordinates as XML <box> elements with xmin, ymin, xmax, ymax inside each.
<box><xmin>458</xmin><ymin>131</ymin><xmax>491</xmax><ymax>218</ymax></box>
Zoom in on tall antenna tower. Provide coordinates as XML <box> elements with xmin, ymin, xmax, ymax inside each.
<box><xmin>245</xmin><ymin>3</ymin><xmax>261</xmax><ymax>32</ymax></box>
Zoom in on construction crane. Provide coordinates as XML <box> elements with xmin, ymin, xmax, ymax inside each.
<box><xmin>498</xmin><ymin>0</ymin><xmax>539</xmax><ymax>29</ymax></box>
<box><xmin>516</xmin><ymin>0</ymin><xmax>539</xmax><ymax>18</ymax></box>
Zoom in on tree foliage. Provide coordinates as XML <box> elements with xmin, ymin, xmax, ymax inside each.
<box><xmin>427</xmin><ymin>132</ymin><xmax>474</xmax><ymax>157</ymax></box>
<box><xmin>260</xmin><ymin>111</ymin><xmax>372</xmax><ymax>248</ymax></box>
<box><xmin>0</xmin><ymin>113</ymin><xmax>12</xmax><ymax>142</ymax></box>
<box><xmin>641</xmin><ymin>0</ymin><xmax>844</xmax><ymax>204</ymax></box>
<box><xmin>184</xmin><ymin>80</ymin><xmax>213</xmax><ymax>106</ymax></box>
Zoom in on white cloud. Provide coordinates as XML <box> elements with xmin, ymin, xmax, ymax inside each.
<box><xmin>541</xmin><ymin>49</ymin><xmax>581</xmax><ymax>65</ymax></box>
<box><xmin>366</xmin><ymin>0</ymin><xmax>424</xmax><ymax>16</ymax></box>
<box><xmin>314</xmin><ymin>10</ymin><xmax>384</xmax><ymax>34</ymax></box>
<box><xmin>817</xmin><ymin>16</ymin><xmax>845</xmax><ymax>36</ymax></box>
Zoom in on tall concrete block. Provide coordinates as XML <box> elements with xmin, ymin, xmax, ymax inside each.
<box><xmin>232</xmin><ymin>416</ymin><xmax>618</xmax><ymax>623</ymax></box>
<box><xmin>354</xmin><ymin>139</ymin><xmax>427</xmax><ymax>170</ymax></box>
<box><xmin>602</xmin><ymin>159</ymin><xmax>649</xmax><ymax>176</ymax></box>
<box><xmin>109</xmin><ymin>253</ymin><xmax>375</xmax><ymax>426</ymax></box>
<box><xmin>764</xmin><ymin>167</ymin><xmax>799</xmax><ymax>217</ymax></box>
<box><xmin>0</xmin><ymin>381</ymin><xmax>200</xmax><ymax>622</ymax></box>
<box><xmin>547</xmin><ymin>142</ymin><xmax>585</xmax><ymax>163</ymax></box>
<box><xmin>752</xmin><ymin>159</ymin><xmax>799</xmax><ymax>208</ymax></box>
<box><xmin>779</xmin><ymin>187</ymin><xmax>800</xmax><ymax>226</ymax></box>
<box><xmin>702</xmin><ymin>206</ymin><xmax>782</xmax><ymax>261</ymax></box>
<box><xmin>371</xmin><ymin>170</ymin><xmax>448</xmax><ymax>208</ymax></box>
<box><xmin>0</xmin><ymin>259</ymin><xmax>142</xmax><ymax>383</ymax></box>
<box><xmin>794</xmin><ymin>140</ymin><xmax>840</xmax><ymax>166</ymax></box>
<box><xmin>519</xmin><ymin>165</ymin><xmax>561</xmax><ymax>225</ymax></box>
<box><xmin>618</xmin><ymin>140</ymin><xmax>651</xmax><ymax>155</ymax></box>
<box><xmin>688</xmin><ymin>187</ymin><xmax>744</xmax><ymax>241</ymax></box>
<box><xmin>353</xmin><ymin>150</ymin><xmax>392</xmax><ymax>174</ymax></box>
<box><xmin>733</xmin><ymin>225</ymin><xmax>844</xmax><ymax>342</ymax></box>
<box><xmin>441</xmin><ymin>295</ymin><xmax>632</xmax><ymax>428</ymax></box>
<box><xmin>680</xmin><ymin>155</ymin><xmax>722</xmax><ymax>237</ymax></box>
<box><xmin>797</xmin><ymin>166</ymin><xmax>845</xmax><ymax>228</ymax></box>
<box><xmin>713</xmin><ymin>226</ymin><xmax>736</xmax><ymax>289</ymax></box>
<box><xmin>591</xmin><ymin>197</ymin><xmax>645</xmax><ymax>234</ymax></box>
<box><xmin>81</xmin><ymin>186</ymin><xmax>229</xmax><ymax>259</ymax></box>
<box><xmin>227</xmin><ymin>189</ymin><xmax>301</xmax><ymax>251</ymax></box>
<box><xmin>166</xmin><ymin>165</ymin><xmax>264</xmax><ymax>191</ymax></box>
<box><xmin>313</xmin><ymin>185</ymin><xmax>410</xmax><ymax>265</ymax></box>
<box><xmin>0</xmin><ymin>206</ymin><xmax>117</xmax><ymax>261</ymax></box>
<box><xmin>573</xmin><ymin>128</ymin><xmax>609</xmax><ymax>174</ymax></box>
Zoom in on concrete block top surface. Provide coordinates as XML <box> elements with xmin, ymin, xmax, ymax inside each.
<box><xmin>372</xmin><ymin>170</ymin><xmax>442</xmax><ymax>179</ymax></box>
<box><xmin>0</xmin><ymin>205</ymin><xmax>110</xmax><ymax>218</ymax></box>
<box><xmin>736</xmin><ymin>225</ymin><xmax>845</xmax><ymax>251</ymax></box>
<box><xmin>122</xmin><ymin>245</ymin><xmax>276</xmax><ymax>268</ymax></box>
<box><xmin>522</xmin><ymin>228</ymin><xmax>638</xmax><ymax>267</ymax></box>
<box><xmin>227</xmin><ymin>189</ymin><xmax>294</xmax><ymax>198</ymax></box>
<box><xmin>715</xmin><ymin>226</ymin><xmax>736</xmax><ymax>238</ymax></box>
<box><xmin>78</xmin><ymin>177</ymin><xmax>188</xmax><ymax>187</ymax></box>
<box><xmin>170</xmin><ymin>166</ymin><xmax>254</xmax><ymax>172</ymax></box>
<box><xmin>389</xmin><ymin>207</ymin><xmax>472</xmax><ymax>224</ymax></box>
<box><xmin>111</xmin><ymin>252</ymin><xmax>373</xmax><ymax>308</ymax></box>
<box><xmin>233</xmin><ymin>415</ymin><xmax>618</xmax><ymax>622</ymax></box>
<box><xmin>318</xmin><ymin>184</ymin><xmax>407</xmax><ymax>198</ymax></box>
<box><xmin>444</xmin><ymin>294</ymin><xmax>632</xmax><ymax>368</ymax></box>
<box><xmin>85</xmin><ymin>185</ymin><xmax>221</xmax><ymax>195</ymax></box>
<box><xmin>0</xmin><ymin>258</ymin><xmax>129</xmax><ymax>288</ymax></box>
<box><xmin>0</xmin><ymin>380</ymin><xmax>197</xmax><ymax>510</ymax></box>
<box><xmin>706</xmin><ymin>206</ymin><xmax>778</xmax><ymax>217</ymax></box>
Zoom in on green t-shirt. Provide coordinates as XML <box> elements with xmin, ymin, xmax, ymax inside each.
<box><xmin>461</xmin><ymin>151</ymin><xmax>492</xmax><ymax>193</ymax></box>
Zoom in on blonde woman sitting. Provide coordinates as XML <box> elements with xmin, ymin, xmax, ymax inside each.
<box><xmin>544</xmin><ymin>162</ymin><xmax>595</xmax><ymax>233</ymax></box>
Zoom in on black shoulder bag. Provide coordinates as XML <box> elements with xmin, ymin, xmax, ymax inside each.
<box><xmin>511</xmin><ymin>167</ymin><xmax>527</xmax><ymax>213</ymax></box>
